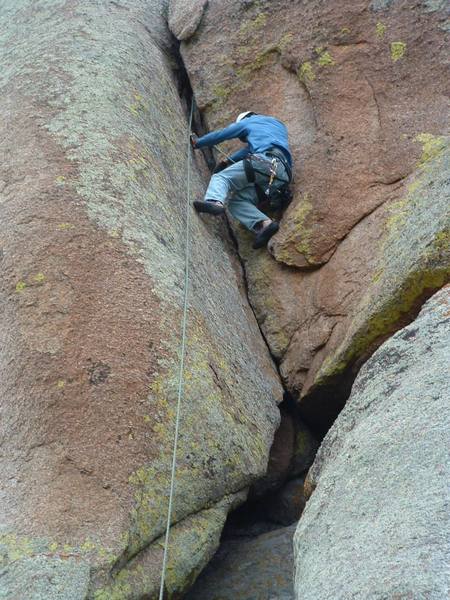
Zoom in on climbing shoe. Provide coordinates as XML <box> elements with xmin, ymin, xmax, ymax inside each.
<box><xmin>252</xmin><ymin>221</ymin><xmax>279</xmax><ymax>249</ymax></box>
<box><xmin>193</xmin><ymin>200</ymin><xmax>225</xmax><ymax>215</ymax></box>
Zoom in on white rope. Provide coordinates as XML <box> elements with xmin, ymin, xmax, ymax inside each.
<box><xmin>158</xmin><ymin>98</ymin><xmax>195</xmax><ymax>600</ymax></box>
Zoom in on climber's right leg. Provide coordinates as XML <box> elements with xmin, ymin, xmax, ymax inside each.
<box><xmin>193</xmin><ymin>159</ymin><xmax>248</xmax><ymax>216</ymax></box>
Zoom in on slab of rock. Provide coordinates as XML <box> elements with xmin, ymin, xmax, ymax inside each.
<box><xmin>0</xmin><ymin>1</ymin><xmax>283</xmax><ymax>596</ymax></box>
<box><xmin>186</xmin><ymin>523</ymin><xmax>297</xmax><ymax>600</ymax></box>
<box><xmin>175</xmin><ymin>0</ymin><xmax>450</xmax><ymax>430</ymax></box>
<box><xmin>294</xmin><ymin>286</ymin><xmax>450</xmax><ymax>599</ymax></box>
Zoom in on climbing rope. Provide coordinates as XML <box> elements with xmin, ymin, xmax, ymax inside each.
<box><xmin>158</xmin><ymin>97</ymin><xmax>195</xmax><ymax>600</ymax></box>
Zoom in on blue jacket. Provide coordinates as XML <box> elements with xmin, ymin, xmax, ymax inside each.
<box><xmin>195</xmin><ymin>114</ymin><xmax>292</xmax><ymax>167</ymax></box>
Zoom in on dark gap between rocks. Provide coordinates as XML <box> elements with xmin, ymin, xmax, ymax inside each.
<box><xmin>299</xmin><ymin>281</ymin><xmax>445</xmax><ymax>439</ymax></box>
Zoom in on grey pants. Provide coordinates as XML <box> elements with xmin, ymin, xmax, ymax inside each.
<box><xmin>204</xmin><ymin>153</ymin><xmax>289</xmax><ymax>231</ymax></box>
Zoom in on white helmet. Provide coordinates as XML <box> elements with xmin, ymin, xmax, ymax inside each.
<box><xmin>236</xmin><ymin>111</ymin><xmax>255</xmax><ymax>122</ymax></box>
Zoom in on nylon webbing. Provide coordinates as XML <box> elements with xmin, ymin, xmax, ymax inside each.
<box><xmin>158</xmin><ymin>98</ymin><xmax>195</xmax><ymax>600</ymax></box>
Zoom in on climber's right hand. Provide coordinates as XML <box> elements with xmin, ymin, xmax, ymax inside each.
<box><xmin>190</xmin><ymin>133</ymin><xmax>199</xmax><ymax>149</ymax></box>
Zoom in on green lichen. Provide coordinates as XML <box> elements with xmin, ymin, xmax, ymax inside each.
<box><xmin>94</xmin><ymin>580</ymin><xmax>132</xmax><ymax>600</ymax></box>
<box><xmin>293</xmin><ymin>197</ymin><xmax>314</xmax><ymax>257</ymax></box>
<box><xmin>128</xmin><ymin>92</ymin><xmax>149</xmax><ymax>116</ymax></box>
<box><xmin>236</xmin><ymin>47</ymin><xmax>276</xmax><ymax>78</ymax></box>
<box><xmin>376</xmin><ymin>21</ymin><xmax>387</xmax><ymax>37</ymax></box>
<box><xmin>0</xmin><ymin>534</ymin><xmax>34</xmax><ymax>562</ymax></box>
<box><xmin>236</xmin><ymin>30</ymin><xmax>294</xmax><ymax>79</ymax></box>
<box><xmin>93</xmin><ymin>502</ymin><xmax>235</xmax><ymax>600</ymax></box>
<box><xmin>317</xmin><ymin>50</ymin><xmax>336</xmax><ymax>67</ymax></box>
<box><xmin>298</xmin><ymin>62</ymin><xmax>315</xmax><ymax>83</ymax></box>
<box><xmin>390</xmin><ymin>41</ymin><xmax>406</xmax><ymax>61</ymax></box>
<box><xmin>239</xmin><ymin>12</ymin><xmax>267</xmax><ymax>37</ymax></box>
<box><xmin>318</xmin><ymin>266</ymin><xmax>450</xmax><ymax>383</ymax></box>
<box><xmin>0</xmin><ymin>531</ymin><xmax>117</xmax><ymax>574</ymax></box>
<box><xmin>415</xmin><ymin>132</ymin><xmax>446</xmax><ymax>166</ymax></box>
<box><xmin>213</xmin><ymin>84</ymin><xmax>230</xmax><ymax>101</ymax></box>
<box><xmin>58</xmin><ymin>222</ymin><xmax>74</xmax><ymax>230</ymax></box>
<box><xmin>123</xmin><ymin>315</ymin><xmax>277</xmax><ymax>563</ymax></box>
<box><xmin>15</xmin><ymin>281</ymin><xmax>26</xmax><ymax>292</ymax></box>
<box><xmin>434</xmin><ymin>228</ymin><xmax>450</xmax><ymax>252</ymax></box>
<box><xmin>277</xmin><ymin>32</ymin><xmax>293</xmax><ymax>52</ymax></box>
<box><xmin>33</xmin><ymin>272</ymin><xmax>45</xmax><ymax>283</ymax></box>
<box><xmin>272</xmin><ymin>194</ymin><xmax>318</xmax><ymax>266</ymax></box>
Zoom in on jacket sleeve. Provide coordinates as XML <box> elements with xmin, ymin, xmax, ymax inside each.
<box><xmin>195</xmin><ymin>122</ymin><xmax>247</xmax><ymax>148</ymax></box>
<box><xmin>229</xmin><ymin>146</ymin><xmax>250</xmax><ymax>163</ymax></box>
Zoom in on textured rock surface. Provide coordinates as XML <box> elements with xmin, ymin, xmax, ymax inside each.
<box><xmin>168</xmin><ymin>0</ymin><xmax>208</xmax><ymax>41</ymax></box>
<box><xmin>174</xmin><ymin>0</ymin><xmax>450</xmax><ymax>429</ymax></box>
<box><xmin>0</xmin><ymin>1</ymin><xmax>285</xmax><ymax>597</ymax></box>
<box><xmin>251</xmin><ymin>408</ymin><xmax>317</xmax><ymax>498</ymax></box>
<box><xmin>294</xmin><ymin>287</ymin><xmax>450</xmax><ymax>599</ymax></box>
<box><xmin>186</xmin><ymin>523</ymin><xmax>296</xmax><ymax>600</ymax></box>
<box><xmin>265</xmin><ymin>477</ymin><xmax>307</xmax><ymax>527</ymax></box>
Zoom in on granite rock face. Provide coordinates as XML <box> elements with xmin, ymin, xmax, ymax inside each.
<box><xmin>174</xmin><ymin>0</ymin><xmax>450</xmax><ymax>428</ymax></box>
<box><xmin>294</xmin><ymin>286</ymin><xmax>450</xmax><ymax>599</ymax></box>
<box><xmin>0</xmin><ymin>1</ymin><xmax>285</xmax><ymax>597</ymax></box>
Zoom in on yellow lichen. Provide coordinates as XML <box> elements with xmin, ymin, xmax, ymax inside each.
<box><xmin>15</xmin><ymin>281</ymin><xmax>26</xmax><ymax>292</ymax></box>
<box><xmin>298</xmin><ymin>61</ymin><xmax>315</xmax><ymax>83</ymax></box>
<box><xmin>213</xmin><ymin>85</ymin><xmax>230</xmax><ymax>100</ymax></box>
<box><xmin>277</xmin><ymin>32</ymin><xmax>293</xmax><ymax>52</ymax></box>
<box><xmin>414</xmin><ymin>133</ymin><xmax>446</xmax><ymax>166</ymax></box>
<box><xmin>239</xmin><ymin>13</ymin><xmax>267</xmax><ymax>37</ymax></box>
<box><xmin>390</xmin><ymin>41</ymin><xmax>406</xmax><ymax>61</ymax></box>
<box><xmin>33</xmin><ymin>272</ymin><xmax>45</xmax><ymax>283</ymax></box>
<box><xmin>57</xmin><ymin>380</ymin><xmax>66</xmax><ymax>389</ymax></box>
<box><xmin>0</xmin><ymin>534</ymin><xmax>34</xmax><ymax>561</ymax></box>
<box><xmin>376</xmin><ymin>22</ymin><xmax>386</xmax><ymax>37</ymax></box>
<box><xmin>58</xmin><ymin>222</ymin><xmax>74</xmax><ymax>230</ymax></box>
<box><xmin>128</xmin><ymin>92</ymin><xmax>148</xmax><ymax>116</ymax></box>
<box><xmin>292</xmin><ymin>194</ymin><xmax>314</xmax><ymax>256</ymax></box>
<box><xmin>317</xmin><ymin>50</ymin><xmax>336</xmax><ymax>66</ymax></box>
<box><xmin>80</xmin><ymin>539</ymin><xmax>96</xmax><ymax>552</ymax></box>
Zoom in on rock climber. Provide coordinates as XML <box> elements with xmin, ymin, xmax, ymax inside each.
<box><xmin>190</xmin><ymin>111</ymin><xmax>293</xmax><ymax>249</ymax></box>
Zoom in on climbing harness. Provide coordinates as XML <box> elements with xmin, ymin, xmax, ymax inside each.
<box><xmin>211</xmin><ymin>144</ymin><xmax>293</xmax><ymax>211</ymax></box>
<box><xmin>243</xmin><ymin>151</ymin><xmax>293</xmax><ymax>211</ymax></box>
<box><xmin>158</xmin><ymin>98</ymin><xmax>195</xmax><ymax>600</ymax></box>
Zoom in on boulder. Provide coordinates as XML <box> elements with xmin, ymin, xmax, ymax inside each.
<box><xmin>0</xmin><ymin>0</ymin><xmax>283</xmax><ymax>596</ymax></box>
<box><xmin>294</xmin><ymin>286</ymin><xmax>450</xmax><ymax>599</ymax></box>
<box><xmin>169</xmin><ymin>0</ymin><xmax>208</xmax><ymax>41</ymax></box>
